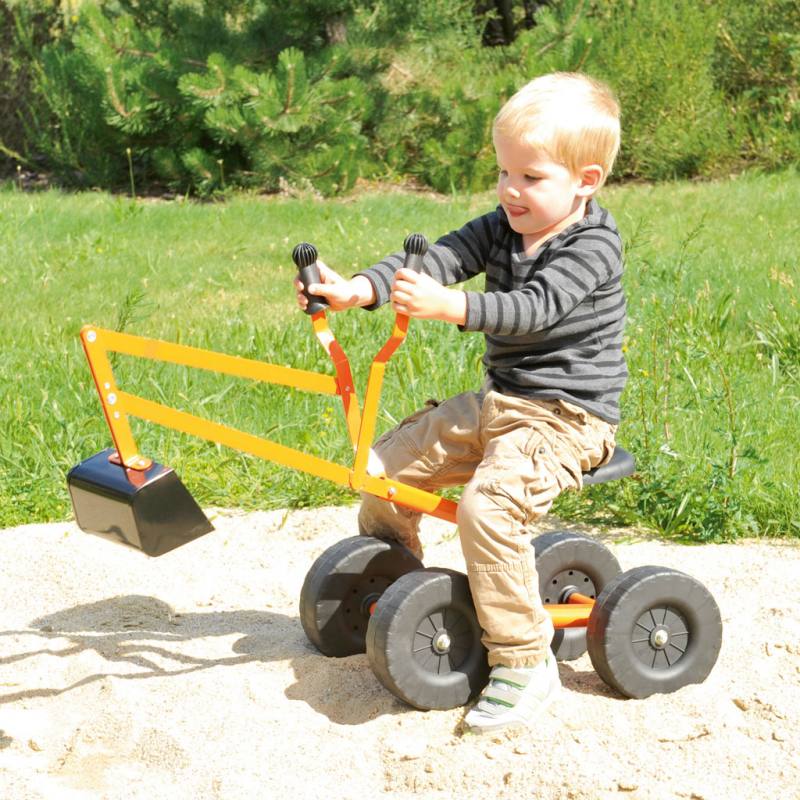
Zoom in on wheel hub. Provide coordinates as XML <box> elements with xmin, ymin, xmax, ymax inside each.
<box><xmin>343</xmin><ymin>576</ymin><xmax>392</xmax><ymax>634</ymax></box>
<box><xmin>650</xmin><ymin>626</ymin><xmax>670</xmax><ymax>649</ymax></box>
<box><xmin>360</xmin><ymin>592</ymin><xmax>382</xmax><ymax>616</ymax></box>
<box><xmin>544</xmin><ymin>569</ymin><xmax>597</xmax><ymax>604</ymax></box>
<box><xmin>411</xmin><ymin>608</ymin><xmax>472</xmax><ymax>675</ymax></box>
<box><xmin>632</xmin><ymin>606</ymin><xmax>690</xmax><ymax>670</ymax></box>
<box><xmin>432</xmin><ymin>630</ymin><xmax>451</xmax><ymax>654</ymax></box>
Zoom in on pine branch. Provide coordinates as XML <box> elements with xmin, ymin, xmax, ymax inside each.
<box><xmin>195</xmin><ymin>62</ymin><xmax>227</xmax><ymax>100</ymax></box>
<box><xmin>106</xmin><ymin>71</ymin><xmax>137</xmax><ymax>118</ymax></box>
<box><xmin>94</xmin><ymin>24</ymin><xmax>206</xmax><ymax>70</ymax></box>
<box><xmin>534</xmin><ymin>0</ymin><xmax>585</xmax><ymax>59</ymax></box>
<box><xmin>283</xmin><ymin>63</ymin><xmax>295</xmax><ymax>114</ymax></box>
<box><xmin>0</xmin><ymin>140</ymin><xmax>29</xmax><ymax>164</ymax></box>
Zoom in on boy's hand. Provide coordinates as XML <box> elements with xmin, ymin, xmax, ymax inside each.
<box><xmin>390</xmin><ymin>268</ymin><xmax>467</xmax><ymax>325</ymax></box>
<box><xmin>294</xmin><ymin>261</ymin><xmax>375</xmax><ymax>311</ymax></box>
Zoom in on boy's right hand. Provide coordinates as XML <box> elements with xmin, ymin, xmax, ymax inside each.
<box><xmin>294</xmin><ymin>261</ymin><xmax>375</xmax><ymax>311</ymax></box>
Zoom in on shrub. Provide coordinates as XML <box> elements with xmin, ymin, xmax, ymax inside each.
<box><xmin>712</xmin><ymin>0</ymin><xmax>800</xmax><ymax>167</ymax></box>
<box><xmin>586</xmin><ymin>0</ymin><xmax>738</xmax><ymax>180</ymax></box>
<box><xmin>0</xmin><ymin>0</ymin><xmax>63</xmax><ymax>173</ymax></box>
<box><xmin>17</xmin><ymin>1</ymin><xmax>380</xmax><ymax>194</ymax></box>
<box><xmin>372</xmin><ymin>0</ymin><xmax>597</xmax><ymax>192</ymax></box>
<box><xmin>6</xmin><ymin>0</ymin><xmax>800</xmax><ymax>194</ymax></box>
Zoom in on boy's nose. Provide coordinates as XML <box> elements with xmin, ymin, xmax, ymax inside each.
<box><xmin>505</xmin><ymin>186</ymin><xmax>521</xmax><ymax>200</ymax></box>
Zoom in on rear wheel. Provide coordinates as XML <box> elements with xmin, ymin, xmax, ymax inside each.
<box><xmin>300</xmin><ymin>536</ymin><xmax>423</xmax><ymax>657</ymax></box>
<box><xmin>366</xmin><ymin>568</ymin><xmax>489</xmax><ymax>710</ymax></box>
<box><xmin>532</xmin><ymin>531</ymin><xmax>622</xmax><ymax>661</ymax></box>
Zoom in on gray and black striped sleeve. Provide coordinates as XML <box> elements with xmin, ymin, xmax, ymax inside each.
<box><xmin>355</xmin><ymin>212</ymin><xmax>498</xmax><ymax>309</ymax></box>
<box><xmin>461</xmin><ymin>227</ymin><xmax>622</xmax><ymax>335</ymax></box>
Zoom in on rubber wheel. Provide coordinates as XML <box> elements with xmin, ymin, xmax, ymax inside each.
<box><xmin>532</xmin><ymin>531</ymin><xmax>622</xmax><ymax>661</ymax></box>
<box><xmin>366</xmin><ymin>568</ymin><xmax>489</xmax><ymax>710</ymax></box>
<box><xmin>586</xmin><ymin>565</ymin><xmax>722</xmax><ymax>698</ymax></box>
<box><xmin>300</xmin><ymin>536</ymin><xmax>423</xmax><ymax>657</ymax></box>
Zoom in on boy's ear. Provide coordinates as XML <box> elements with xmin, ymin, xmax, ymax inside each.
<box><xmin>576</xmin><ymin>164</ymin><xmax>604</xmax><ymax>197</ymax></box>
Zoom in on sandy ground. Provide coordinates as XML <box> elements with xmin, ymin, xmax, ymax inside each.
<box><xmin>1</xmin><ymin>506</ymin><xmax>798</xmax><ymax>800</ymax></box>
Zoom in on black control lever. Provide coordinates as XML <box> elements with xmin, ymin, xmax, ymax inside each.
<box><xmin>292</xmin><ymin>242</ymin><xmax>330</xmax><ymax>315</ymax></box>
<box><xmin>402</xmin><ymin>233</ymin><xmax>428</xmax><ymax>271</ymax></box>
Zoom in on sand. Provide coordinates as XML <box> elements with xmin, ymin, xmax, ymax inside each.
<box><xmin>1</xmin><ymin>506</ymin><xmax>798</xmax><ymax>800</ymax></box>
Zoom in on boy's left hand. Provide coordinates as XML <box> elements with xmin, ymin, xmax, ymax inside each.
<box><xmin>390</xmin><ymin>268</ymin><xmax>467</xmax><ymax>324</ymax></box>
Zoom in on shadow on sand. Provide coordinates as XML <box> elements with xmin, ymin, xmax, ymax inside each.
<box><xmin>0</xmin><ymin>595</ymin><xmax>406</xmax><ymax>726</ymax></box>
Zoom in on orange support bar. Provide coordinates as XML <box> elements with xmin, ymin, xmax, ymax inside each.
<box><xmin>310</xmin><ymin>312</ymin><xmax>361</xmax><ymax>446</ymax></box>
<box><xmin>360</xmin><ymin>474</ymin><xmax>458</xmax><ymax>524</ymax></box>
<box><xmin>546</xmin><ymin>592</ymin><xmax>596</xmax><ymax>628</ymax></box>
<box><xmin>546</xmin><ymin>603</ymin><xmax>593</xmax><ymax>628</ymax></box>
<box><xmin>95</xmin><ymin>327</ymin><xmax>339</xmax><ymax>395</ymax></box>
<box><xmin>78</xmin><ymin>315</ymin><xmax>463</xmax><ymax>531</ymax></box>
<box><xmin>351</xmin><ymin>314</ymin><xmax>410</xmax><ymax>489</ymax></box>
<box><xmin>120</xmin><ymin>391</ymin><xmax>352</xmax><ymax>487</ymax></box>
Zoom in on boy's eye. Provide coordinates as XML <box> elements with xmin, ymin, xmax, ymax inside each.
<box><xmin>525</xmin><ymin>174</ymin><xmax>540</xmax><ymax>181</ymax></box>
<box><xmin>498</xmin><ymin>169</ymin><xmax>508</xmax><ymax>177</ymax></box>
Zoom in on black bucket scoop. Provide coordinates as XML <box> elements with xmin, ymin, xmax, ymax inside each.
<box><xmin>67</xmin><ymin>448</ymin><xmax>214</xmax><ymax>557</ymax></box>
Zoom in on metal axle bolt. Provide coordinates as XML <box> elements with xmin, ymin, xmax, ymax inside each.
<box><xmin>653</xmin><ymin>629</ymin><xmax>669</xmax><ymax>647</ymax></box>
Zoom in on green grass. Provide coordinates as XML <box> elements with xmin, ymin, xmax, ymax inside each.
<box><xmin>1</xmin><ymin>172</ymin><xmax>798</xmax><ymax>540</ymax></box>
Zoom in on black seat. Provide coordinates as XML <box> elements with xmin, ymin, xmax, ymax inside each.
<box><xmin>582</xmin><ymin>446</ymin><xmax>636</xmax><ymax>486</ymax></box>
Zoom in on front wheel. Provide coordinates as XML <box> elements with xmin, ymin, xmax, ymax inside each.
<box><xmin>366</xmin><ymin>568</ymin><xmax>489</xmax><ymax>710</ymax></box>
<box><xmin>586</xmin><ymin>565</ymin><xmax>722</xmax><ymax>698</ymax></box>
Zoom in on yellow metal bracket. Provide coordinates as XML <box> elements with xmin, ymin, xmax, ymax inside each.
<box><xmin>79</xmin><ymin>312</ymin><xmax>456</xmax><ymax>529</ymax></box>
<box><xmin>350</xmin><ymin>313</ymin><xmax>410</xmax><ymax>490</ymax></box>
<box><xmin>80</xmin><ymin>327</ymin><xmax>152</xmax><ymax>470</ymax></box>
<box><xmin>80</xmin><ymin>324</ymin><xmax>340</xmax><ymax>473</ymax></box>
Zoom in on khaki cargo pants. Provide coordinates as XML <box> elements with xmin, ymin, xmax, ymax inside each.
<box><xmin>359</xmin><ymin>388</ymin><xmax>616</xmax><ymax>668</ymax></box>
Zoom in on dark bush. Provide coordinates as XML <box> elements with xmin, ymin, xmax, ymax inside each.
<box><xmin>0</xmin><ymin>0</ymin><xmax>63</xmax><ymax>174</ymax></box>
<box><xmin>5</xmin><ymin>0</ymin><xmax>799</xmax><ymax>194</ymax></box>
<box><xmin>588</xmin><ymin>0</ymin><xmax>739</xmax><ymax>180</ymax></box>
<box><xmin>712</xmin><ymin>0</ymin><xmax>800</xmax><ymax>166</ymax></box>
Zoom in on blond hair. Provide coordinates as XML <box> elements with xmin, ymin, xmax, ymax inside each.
<box><xmin>493</xmin><ymin>72</ymin><xmax>621</xmax><ymax>188</ymax></box>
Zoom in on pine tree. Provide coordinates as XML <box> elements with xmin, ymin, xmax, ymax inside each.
<box><xmin>22</xmin><ymin>1</ymin><xmax>375</xmax><ymax>194</ymax></box>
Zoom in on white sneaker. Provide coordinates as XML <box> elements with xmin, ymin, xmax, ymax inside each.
<box><xmin>464</xmin><ymin>655</ymin><xmax>561</xmax><ymax>734</ymax></box>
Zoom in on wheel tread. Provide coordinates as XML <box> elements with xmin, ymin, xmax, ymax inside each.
<box><xmin>367</xmin><ymin>568</ymin><xmax>488</xmax><ymax>710</ymax></box>
<box><xmin>587</xmin><ymin>565</ymin><xmax>722</xmax><ymax>698</ymax></box>
<box><xmin>532</xmin><ymin>531</ymin><xmax>622</xmax><ymax>662</ymax></box>
<box><xmin>299</xmin><ymin>536</ymin><xmax>422</xmax><ymax>657</ymax></box>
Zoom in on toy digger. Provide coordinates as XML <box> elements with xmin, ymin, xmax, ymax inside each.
<box><xmin>68</xmin><ymin>236</ymin><xmax>722</xmax><ymax>710</ymax></box>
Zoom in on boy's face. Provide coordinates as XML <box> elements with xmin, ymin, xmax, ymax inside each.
<box><xmin>494</xmin><ymin>133</ymin><xmax>595</xmax><ymax>242</ymax></box>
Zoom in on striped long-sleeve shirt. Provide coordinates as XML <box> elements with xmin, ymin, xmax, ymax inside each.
<box><xmin>357</xmin><ymin>198</ymin><xmax>627</xmax><ymax>424</ymax></box>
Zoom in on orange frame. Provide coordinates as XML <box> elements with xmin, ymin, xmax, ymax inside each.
<box><xmin>79</xmin><ymin>310</ymin><xmax>594</xmax><ymax>628</ymax></box>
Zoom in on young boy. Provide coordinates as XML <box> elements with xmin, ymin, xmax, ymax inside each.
<box><xmin>295</xmin><ymin>72</ymin><xmax>626</xmax><ymax>732</ymax></box>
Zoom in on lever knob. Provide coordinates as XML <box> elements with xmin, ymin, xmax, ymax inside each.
<box><xmin>402</xmin><ymin>233</ymin><xmax>428</xmax><ymax>272</ymax></box>
<box><xmin>292</xmin><ymin>242</ymin><xmax>329</xmax><ymax>315</ymax></box>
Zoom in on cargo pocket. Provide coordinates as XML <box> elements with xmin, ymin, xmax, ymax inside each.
<box><xmin>478</xmin><ymin>476</ymin><xmax>529</xmax><ymax>527</ymax></box>
<box><xmin>372</xmin><ymin>398</ymin><xmax>441</xmax><ymax>451</ymax></box>
<box><xmin>524</xmin><ymin>430</ymin><xmax>577</xmax><ymax>506</ymax></box>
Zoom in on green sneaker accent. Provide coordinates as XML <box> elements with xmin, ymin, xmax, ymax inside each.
<box><xmin>488</xmin><ymin>677</ymin><xmax>527</xmax><ymax>690</ymax></box>
<box><xmin>480</xmin><ymin>695</ymin><xmax>515</xmax><ymax>708</ymax></box>
<box><xmin>464</xmin><ymin>657</ymin><xmax>561</xmax><ymax>734</ymax></box>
